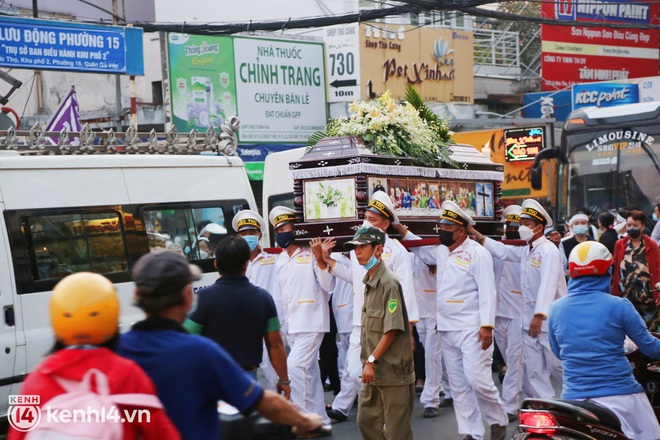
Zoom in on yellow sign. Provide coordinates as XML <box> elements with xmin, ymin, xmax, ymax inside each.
<box><xmin>452</xmin><ymin>129</ymin><xmax>551</xmax><ymax>199</ymax></box>
<box><xmin>359</xmin><ymin>23</ymin><xmax>473</xmax><ymax>103</ymax></box>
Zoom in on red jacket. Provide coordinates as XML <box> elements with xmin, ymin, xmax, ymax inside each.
<box><xmin>611</xmin><ymin>234</ymin><xmax>660</xmax><ymax>297</ymax></box>
<box><xmin>9</xmin><ymin>347</ymin><xmax>180</xmax><ymax>440</ymax></box>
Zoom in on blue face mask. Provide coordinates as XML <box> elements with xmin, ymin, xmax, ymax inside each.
<box><xmin>572</xmin><ymin>225</ymin><xmax>589</xmax><ymax>236</ymax></box>
<box><xmin>362</xmin><ymin>255</ymin><xmax>380</xmax><ymax>271</ymax></box>
<box><xmin>654</xmin><ymin>213</ymin><xmax>659</xmax><ymax>222</ymax></box>
<box><xmin>242</xmin><ymin>235</ymin><xmax>259</xmax><ymax>252</ymax></box>
<box><xmin>276</xmin><ymin>230</ymin><xmax>295</xmax><ymax>248</ymax></box>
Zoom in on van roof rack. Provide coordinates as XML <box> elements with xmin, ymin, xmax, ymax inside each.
<box><xmin>0</xmin><ymin>116</ymin><xmax>240</xmax><ymax>156</ymax></box>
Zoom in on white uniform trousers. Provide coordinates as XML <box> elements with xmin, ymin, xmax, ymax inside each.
<box><xmin>331</xmin><ymin>325</ymin><xmax>362</xmax><ymax>415</ymax></box>
<box><xmin>579</xmin><ymin>392</ymin><xmax>660</xmax><ymax>440</ymax></box>
<box><xmin>494</xmin><ymin>316</ymin><xmax>526</xmax><ymax>413</ymax></box>
<box><xmin>522</xmin><ymin>332</ymin><xmax>562</xmax><ymax>399</ymax></box>
<box><xmin>287</xmin><ymin>332</ymin><xmax>330</xmax><ymax>425</ymax></box>
<box><xmin>441</xmin><ymin>330</ymin><xmax>508</xmax><ymax>440</ymax></box>
<box><xmin>337</xmin><ymin>332</ymin><xmax>351</xmax><ymax>380</ymax></box>
<box><xmin>416</xmin><ymin>317</ymin><xmax>444</xmax><ymax>408</ymax></box>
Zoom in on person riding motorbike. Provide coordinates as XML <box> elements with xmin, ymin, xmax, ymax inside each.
<box><xmin>548</xmin><ymin>241</ymin><xmax>660</xmax><ymax>440</ymax></box>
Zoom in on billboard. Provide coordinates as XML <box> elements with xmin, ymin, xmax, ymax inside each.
<box><xmin>541</xmin><ymin>0</ymin><xmax>659</xmax><ymax>91</ymax></box>
<box><xmin>359</xmin><ymin>23</ymin><xmax>473</xmax><ymax>103</ymax></box>
<box><xmin>452</xmin><ymin>129</ymin><xmax>552</xmax><ymax>199</ymax></box>
<box><xmin>168</xmin><ymin>34</ymin><xmax>236</xmax><ymax>132</ymax></box>
<box><xmin>233</xmin><ymin>36</ymin><xmax>327</xmax><ymax>143</ymax></box>
<box><xmin>522</xmin><ymin>90</ymin><xmax>572</xmax><ymax>121</ymax></box>
<box><xmin>572</xmin><ymin>82</ymin><xmax>639</xmax><ymax>109</ymax></box>
<box><xmin>167</xmin><ymin>34</ymin><xmax>327</xmax><ymax>143</ymax></box>
<box><xmin>0</xmin><ymin>16</ymin><xmax>143</xmax><ymax>75</ymax></box>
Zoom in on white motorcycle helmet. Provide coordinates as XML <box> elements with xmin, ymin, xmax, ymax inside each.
<box><xmin>568</xmin><ymin>241</ymin><xmax>613</xmax><ymax>278</ymax></box>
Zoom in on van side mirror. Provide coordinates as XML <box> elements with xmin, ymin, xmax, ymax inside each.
<box><xmin>531</xmin><ymin>166</ymin><xmax>543</xmax><ymax>191</ymax></box>
<box><xmin>530</xmin><ymin>148</ymin><xmax>561</xmax><ymax>191</ymax></box>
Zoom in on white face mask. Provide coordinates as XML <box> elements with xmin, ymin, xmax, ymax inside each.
<box><xmin>518</xmin><ymin>225</ymin><xmax>535</xmax><ymax>242</ymax></box>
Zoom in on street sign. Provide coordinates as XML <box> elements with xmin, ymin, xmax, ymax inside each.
<box><xmin>324</xmin><ymin>24</ymin><xmax>360</xmax><ymax>102</ymax></box>
<box><xmin>0</xmin><ymin>16</ymin><xmax>143</xmax><ymax>75</ymax></box>
<box><xmin>504</xmin><ymin>126</ymin><xmax>545</xmax><ymax>162</ymax></box>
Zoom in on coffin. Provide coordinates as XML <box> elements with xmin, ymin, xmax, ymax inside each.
<box><xmin>289</xmin><ymin>136</ymin><xmax>505</xmax><ymax>243</ymax></box>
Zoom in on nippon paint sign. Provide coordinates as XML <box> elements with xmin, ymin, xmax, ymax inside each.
<box><xmin>541</xmin><ymin>0</ymin><xmax>659</xmax><ymax>90</ymax></box>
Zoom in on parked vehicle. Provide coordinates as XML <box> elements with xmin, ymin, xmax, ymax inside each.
<box><xmin>0</xmin><ymin>129</ymin><xmax>257</xmax><ymax>426</ymax></box>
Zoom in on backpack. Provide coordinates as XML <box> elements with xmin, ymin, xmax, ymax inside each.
<box><xmin>26</xmin><ymin>368</ymin><xmax>163</xmax><ymax>440</ymax></box>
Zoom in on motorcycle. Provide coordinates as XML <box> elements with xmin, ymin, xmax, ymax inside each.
<box><xmin>513</xmin><ymin>332</ymin><xmax>660</xmax><ymax>439</ymax></box>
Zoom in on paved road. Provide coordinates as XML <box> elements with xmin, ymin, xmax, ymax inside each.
<box><xmin>323</xmin><ymin>373</ymin><xmax>521</xmax><ymax>440</ymax></box>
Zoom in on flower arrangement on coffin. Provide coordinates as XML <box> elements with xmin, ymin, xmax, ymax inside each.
<box><xmin>308</xmin><ymin>85</ymin><xmax>457</xmax><ymax>168</ymax></box>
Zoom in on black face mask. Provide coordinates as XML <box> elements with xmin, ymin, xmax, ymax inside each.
<box><xmin>276</xmin><ymin>230</ymin><xmax>295</xmax><ymax>248</ymax></box>
<box><xmin>505</xmin><ymin>230</ymin><xmax>521</xmax><ymax>240</ymax></box>
<box><xmin>438</xmin><ymin>229</ymin><xmax>455</xmax><ymax>247</ymax></box>
<box><xmin>627</xmin><ymin>228</ymin><xmax>641</xmax><ymax>239</ymax></box>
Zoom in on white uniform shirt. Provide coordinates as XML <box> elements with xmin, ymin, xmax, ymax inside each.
<box><xmin>274</xmin><ymin>246</ymin><xmax>335</xmax><ymax>334</ymax></box>
<box><xmin>492</xmin><ymin>252</ymin><xmax>523</xmax><ymax>320</ymax></box>
<box><xmin>412</xmin><ymin>253</ymin><xmax>437</xmax><ymax>319</ymax></box>
<box><xmin>407</xmin><ymin>233</ymin><xmax>497</xmax><ymax>331</ymax></box>
<box><xmin>330</xmin><ymin>253</ymin><xmax>354</xmax><ymax>334</ymax></box>
<box><xmin>247</xmin><ymin>250</ymin><xmax>284</xmax><ymax>325</ymax></box>
<box><xmin>330</xmin><ymin>234</ymin><xmax>419</xmax><ymax>326</ymax></box>
<box><xmin>485</xmin><ymin>236</ymin><xmax>567</xmax><ymax>332</ymax></box>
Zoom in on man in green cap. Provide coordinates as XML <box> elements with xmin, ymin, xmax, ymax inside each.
<box><xmin>344</xmin><ymin>225</ymin><xmax>414</xmax><ymax>440</ymax></box>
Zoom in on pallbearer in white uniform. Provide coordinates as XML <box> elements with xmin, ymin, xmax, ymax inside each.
<box><xmin>269</xmin><ymin>206</ymin><xmax>335</xmax><ymax>428</ymax></box>
<box><xmin>232</xmin><ymin>209</ymin><xmax>286</xmax><ymax>392</ymax></box>
<box><xmin>401</xmin><ymin>201</ymin><xmax>508</xmax><ymax>440</ymax></box>
<box><xmin>411</xmin><ymin>253</ymin><xmax>449</xmax><ymax>418</ymax></box>
<box><xmin>470</xmin><ymin>199</ymin><xmax>566</xmax><ymax>401</ymax></box>
<box><xmin>325</xmin><ymin>191</ymin><xmax>419</xmax><ymax>423</ymax></box>
<box><xmin>491</xmin><ymin>205</ymin><xmax>530</xmax><ymax>419</ymax></box>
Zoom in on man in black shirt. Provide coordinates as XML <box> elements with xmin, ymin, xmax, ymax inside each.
<box><xmin>184</xmin><ymin>236</ymin><xmax>290</xmax><ymax>399</ymax></box>
<box><xmin>598</xmin><ymin>212</ymin><xmax>618</xmax><ymax>255</ymax></box>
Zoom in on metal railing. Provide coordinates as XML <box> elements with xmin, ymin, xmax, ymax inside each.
<box><xmin>473</xmin><ymin>28</ymin><xmax>520</xmax><ymax>68</ymax></box>
<box><xmin>0</xmin><ymin>117</ymin><xmax>240</xmax><ymax>156</ymax></box>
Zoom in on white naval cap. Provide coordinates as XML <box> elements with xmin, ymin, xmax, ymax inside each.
<box><xmin>438</xmin><ymin>200</ymin><xmax>476</xmax><ymax>227</ymax></box>
<box><xmin>521</xmin><ymin>199</ymin><xmax>553</xmax><ymax>228</ymax></box>
<box><xmin>199</xmin><ymin>222</ymin><xmax>226</xmax><ymax>236</ymax></box>
<box><xmin>232</xmin><ymin>209</ymin><xmax>264</xmax><ymax>232</ymax></box>
<box><xmin>367</xmin><ymin>190</ymin><xmax>398</xmax><ymax>224</ymax></box>
<box><xmin>269</xmin><ymin>206</ymin><xmax>297</xmax><ymax>230</ymax></box>
<box><xmin>502</xmin><ymin>205</ymin><xmax>522</xmax><ymax>226</ymax></box>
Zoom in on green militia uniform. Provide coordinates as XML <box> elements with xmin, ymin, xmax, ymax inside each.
<box><xmin>358</xmin><ymin>263</ymin><xmax>415</xmax><ymax>440</ymax></box>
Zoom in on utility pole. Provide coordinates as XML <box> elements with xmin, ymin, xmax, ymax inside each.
<box><xmin>112</xmin><ymin>0</ymin><xmax>122</xmax><ymax>131</ymax></box>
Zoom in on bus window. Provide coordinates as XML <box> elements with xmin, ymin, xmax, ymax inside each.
<box><xmin>141</xmin><ymin>206</ymin><xmax>228</xmax><ymax>260</ymax></box>
<box><xmin>27</xmin><ymin>212</ymin><xmax>128</xmax><ymax>280</ymax></box>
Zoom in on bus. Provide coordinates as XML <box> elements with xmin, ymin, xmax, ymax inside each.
<box><xmin>532</xmin><ymin>102</ymin><xmax>660</xmax><ymax>221</ymax></box>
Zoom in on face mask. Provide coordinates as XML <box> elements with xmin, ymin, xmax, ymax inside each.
<box><xmin>184</xmin><ymin>246</ymin><xmax>191</xmax><ymax>255</ymax></box>
<box><xmin>572</xmin><ymin>225</ymin><xmax>589</xmax><ymax>236</ymax></box>
<box><xmin>362</xmin><ymin>255</ymin><xmax>379</xmax><ymax>271</ymax></box>
<box><xmin>654</xmin><ymin>213</ymin><xmax>659</xmax><ymax>222</ymax></box>
<box><xmin>518</xmin><ymin>225</ymin><xmax>535</xmax><ymax>242</ymax></box>
<box><xmin>505</xmin><ymin>230</ymin><xmax>520</xmax><ymax>240</ymax></box>
<box><xmin>438</xmin><ymin>229</ymin><xmax>456</xmax><ymax>247</ymax></box>
<box><xmin>242</xmin><ymin>235</ymin><xmax>259</xmax><ymax>252</ymax></box>
<box><xmin>627</xmin><ymin>228</ymin><xmax>641</xmax><ymax>239</ymax></box>
<box><xmin>276</xmin><ymin>230</ymin><xmax>295</xmax><ymax>248</ymax></box>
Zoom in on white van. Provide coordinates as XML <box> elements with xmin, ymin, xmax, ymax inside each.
<box><xmin>0</xmin><ymin>150</ymin><xmax>257</xmax><ymax>423</ymax></box>
<box><xmin>261</xmin><ymin>147</ymin><xmax>305</xmax><ymax>246</ymax></box>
